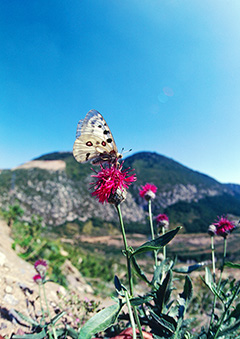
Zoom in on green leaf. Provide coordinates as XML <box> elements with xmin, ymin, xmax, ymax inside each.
<box><xmin>151</xmin><ymin>259</ymin><xmax>174</xmax><ymax>287</ymax></box>
<box><xmin>11</xmin><ymin>328</ymin><xmax>47</xmax><ymax>339</ymax></box>
<box><xmin>78</xmin><ymin>303</ymin><xmax>121</xmax><ymax>339</ymax></box>
<box><xmin>11</xmin><ymin>310</ymin><xmax>39</xmax><ymax>327</ymax></box>
<box><xmin>153</xmin><ymin>270</ymin><xmax>173</xmax><ymax>313</ymax></box>
<box><xmin>173</xmin><ymin>262</ymin><xmax>205</xmax><ymax>274</ymax></box>
<box><xmin>114</xmin><ymin>275</ymin><xmax>122</xmax><ymax>292</ymax></box>
<box><xmin>131</xmin><ymin>255</ymin><xmax>151</xmax><ymax>285</ymax></box>
<box><xmin>229</xmin><ymin>303</ymin><xmax>240</xmax><ymax>319</ymax></box>
<box><xmin>149</xmin><ymin>310</ymin><xmax>176</xmax><ymax>334</ymax></box>
<box><xmin>65</xmin><ymin>325</ymin><xmax>79</xmax><ymax>339</ymax></box>
<box><xmin>50</xmin><ymin>311</ymin><xmax>66</xmax><ymax>325</ymax></box>
<box><xmin>224</xmin><ymin>261</ymin><xmax>240</xmax><ymax>269</ymax></box>
<box><xmin>217</xmin><ymin>319</ymin><xmax>240</xmax><ymax>337</ymax></box>
<box><xmin>202</xmin><ymin>267</ymin><xmax>223</xmax><ymax>302</ymax></box>
<box><xmin>179</xmin><ymin>275</ymin><xmax>193</xmax><ymax>307</ymax></box>
<box><xmin>131</xmin><ymin>227</ymin><xmax>181</xmax><ymax>256</ymax></box>
<box><xmin>130</xmin><ymin>294</ymin><xmax>153</xmax><ymax>306</ymax></box>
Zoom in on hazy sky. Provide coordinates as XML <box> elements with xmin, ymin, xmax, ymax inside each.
<box><xmin>1</xmin><ymin>1</ymin><xmax>240</xmax><ymax>184</ymax></box>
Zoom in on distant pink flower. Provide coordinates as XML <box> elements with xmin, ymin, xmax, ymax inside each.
<box><xmin>34</xmin><ymin>259</ymin><xmax>48</xmax><ymax>278</ymax></box>
<box><xmin>33</xmin><ymin>274</ymin><xmax>42</xmax><ymax>284</ymax></box>
<box><xmin>91</xmin><ymin>164</ymin><xmax>136</xmax><ymax>204</ymax></box>
<box><xmin>214</xmin><ymin>216</ymin><xmax>235</xmax><ymax>237</ymax></box>
<box><xmin>139</xmin><ymin>183</ymin><xmax>157</xmax><ymax>200</ymax></box>
<box><xmin>156</xmin><ymin>214</ymin><xmax>169</xmax><ymax>228</ymax></box>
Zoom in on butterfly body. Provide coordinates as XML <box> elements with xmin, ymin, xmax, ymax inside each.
<box><xmin>73</xmin><ymin>109</ymin><xmax>122</xmax><ymax>165</ymax></box>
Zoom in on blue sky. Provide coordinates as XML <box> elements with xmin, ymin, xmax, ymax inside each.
<box><xmin>1</xmin><ymin>0</ymin><xmax>240</xmax><ymax>184</ymax></box>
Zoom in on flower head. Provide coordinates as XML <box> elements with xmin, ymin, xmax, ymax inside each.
<box><xmin>139</xmin><ymin>183</ymin><xmax>157</xmax><ymax>201</ymax></box>
<box><xmin>208</xmin><ymin>224</ymin><xmax>217</xmax><ymax>236</ymax></box>
<box><xmin>34</xmin><ymin>259</ymin><xmax>48</xmax><ymax>278</ymax></box>
<box><xmin>156</xmin><ymin>214</ymin><xmax>169</xmax><ymax>228</ymax></box>
<box><xmin>33</xmin><ymin>274</ymin><xmax>42</xmax><ymax>284</ymax></box>
<box><xmin>213</xmin><ymin>216</ymin><xmax>235</xmax><ymax>238</ymax></box>
<box><xmin>91</xmin><ymin>164</ymin><xmax>136</xmax><ymax>204</ymax></box>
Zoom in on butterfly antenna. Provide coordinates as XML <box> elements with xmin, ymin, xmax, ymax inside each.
<box><xmin>121</xmin><ymin>148</ymin><xmax>132</xmax><ymax>156</ymax></box>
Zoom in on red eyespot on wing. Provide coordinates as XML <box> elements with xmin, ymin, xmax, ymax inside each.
<box><xmin>86</xmin><ymin>141</ymin><xmax>93</xmax><ymax>146</ymax></box>
<box><xmin>101</xmin><ymin>141</ymin><xmax>106</xmax><ymax>146</ymax></box>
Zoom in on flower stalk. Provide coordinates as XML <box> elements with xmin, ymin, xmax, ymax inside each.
<box><xmin>211</xmin><ymin>235</ymin><xmax>216</xmax><ymax>283</ymax></box>
<box><xmin>115</xmin><ymin>203</ymin><xmax>144</xmax><ymax>339</ymax></box>
<box><xmin>148</xmin><ymin>200</ymin><xmax>158</xmax><ymax>267</ymax></box>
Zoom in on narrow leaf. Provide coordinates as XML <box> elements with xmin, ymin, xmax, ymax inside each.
<box><xmin>131</xmin><ymin>256</ymin><xmax>151</xmax><ymax>285</ymax></box>
<box><xmin>66</xmin><ymin>325</ymin><xmax>79</xmax><ymax>339</ymax></box>
<box><xmin>149</xmin><ymin>310</ymin><xmax>176</xmax><ymax>334</ymax></box>
<box><xmin>11</xmin><ymin>328</ymin><xmax>47</xmax><ymax>339</ymax></box>
<box><xmin>229</xmin><ymin>303</ymin><xmax>240</xmax><ymax>319</ymax></box>
<box><xmin>151</xmin><ymin>259</ymin><xmax>174</xmax><ymax>287</ymax></box>
<box><xmin>51</xmin><ymin>311</ymin><xmax>66</xmax><ymax>325</ymax></box>
<box><xmin>78</xmin><ymin>303</ymin><xmax>121</xmax><ymax>339</ymax></box>
<box><xmin>173</xmin><ymin>262</ymin><xmax>205</xmax><ymax>274</ymax></box>
<box><xmin>201</xmin><ymin>267</ymin><xmax>223</xmax><ymax>302</ymax></box>
<box><xmin>131</xmin><ymin>227</ymin><xmax>181</xmax><ymax>256</ymax></box>
<box><xmin>224</xmin><ymin>261</ymin><xmax>240</xmax><ymax>269</ymax></box>
<box><xmin>114</xmin><ymin>275</ymin><xmax>122</xmax><ymax>292</ymax></box>
<box><xmin>180</xmin><ymin>275</ymin><xmax>193</xmax><ymax>305</ymax></box>
<box><xmin>10</xmin><ymin>310</ymin><xmax>39</xmax><ymax>327</ymax></box>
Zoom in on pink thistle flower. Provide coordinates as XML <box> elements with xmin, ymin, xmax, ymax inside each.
<box><xmin>139</xmin><ymin>183</ymin><xmax>157</xmax><ymax>201</ymax></box>
<box><xmin>33</xmin><ymin>274</ymin><xmax>42</xmax><ymax>284</ymax></box>
<box><xmin>34</xmin><ymin>259</ymin><xmax>48</xmax><ymax>278</ymax></box>
<box><xmin>91</xmin><ymin>163</ymin><xmax>136</xmax><ymax>204</ymax></box>
<box><xmin>156</xmin><ymin>214</ymin><xmax>169</xmax><ymax>228</ymax></box>
<box><xmin>213</xmin><ymin>216</ymin><xmax>235</xmax><ymax>238</ymax></box>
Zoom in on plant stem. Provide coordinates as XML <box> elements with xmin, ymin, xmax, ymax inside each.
<box><xmin>38</xmin><ymin>284</ymin><xmax>45</xmax><ymax>326</ymax></box>
<box><xmin>213</xmin><ymin>278</ymin><xmax>240</xmax><ymax>339</ymax></box>
<box><xmin>162</xmin><ymin>227</ymin><xmax>166</xmax><ymax>260</ymax></box>
<box><xmin>148</xmin><ymin>199</ymin><xmax>158</xmax><ymax>267</ymax></box>
<box><xmin>43</xmin><ymin>282</ymin><xmax>57</xmax><ymax>339</ymax></box>
<box><xmin>209</xmin><ymin>237</ymin><xmax>228</xmax><ymax>336</ymax></box>
<box><xmin>217</xmin><ymin>237</ymin><xmax>227</xmax><ymax>292</ymax></box>
<box><xmin>115</xmin><ymin>203</ymin><xmax>133</xmax><ymax>295</ymax></box>
<box><xmin>124</xmin><ymin>290</ymin><xmax>136</xmax><ymax>339</ymax></box>
<box><xmin>211</xmin><ymin>236</ymin><xmax>216</xmax><ymax>282</ymax></box>
<box><xmin>115</xmin><ymin>203</ymin><xmax>144</xmax><ymax>339</ymax></box>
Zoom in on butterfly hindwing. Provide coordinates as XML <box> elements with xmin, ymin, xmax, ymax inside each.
<box><xmin>73</xmin><ymin>109</ymin><xmax>120</xmax><ymax>164</ymax></box>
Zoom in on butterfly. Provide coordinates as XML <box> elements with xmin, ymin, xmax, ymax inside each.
<box><xmin>73</xmin><ymin>109</ymin><xmax>122</xmax><ymax>165</ymax></box>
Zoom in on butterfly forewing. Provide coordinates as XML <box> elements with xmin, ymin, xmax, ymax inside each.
<box><xmin>73</xmin><ymin>109</ymin><xmax>120</xmax><ymax>164</ymax></box>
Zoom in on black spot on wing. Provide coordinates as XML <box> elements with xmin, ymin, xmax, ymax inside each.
<box><xmin>107</xmin><ymin>138</ymin><xmax>112</xmax><ymax>143</ymax></box>
<box><xmin>103</xmin><ymin>130</ymin><xmax>110</xmax><ymax>135</ymax></box>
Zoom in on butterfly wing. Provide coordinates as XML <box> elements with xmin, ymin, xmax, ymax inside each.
<box><xmin>73</xmin><ymin>109</ymin><xmax>119</xmax><ymax>164</ymax></box>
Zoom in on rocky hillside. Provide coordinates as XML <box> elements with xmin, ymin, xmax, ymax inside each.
<box><xmin>0</xmin><ymin>218</ymin><xmax>105</xmax><ymax>337</ymax></box>
<box><xmin>0</xmin><ymin>151</ymin><xmax>240</xmax><ymax>233</ymax></box>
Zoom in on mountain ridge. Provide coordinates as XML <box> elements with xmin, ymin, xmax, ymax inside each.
<box><xmin>0</xmin><ymin>151</ymin><xmax>239</xmax><ymax>233</ymax></box>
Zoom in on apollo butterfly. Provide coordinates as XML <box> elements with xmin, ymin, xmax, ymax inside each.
<box><xmin>73</xmin><ymin>109</ymin><xmax>122</xmax><ymax>165</ymax></box>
